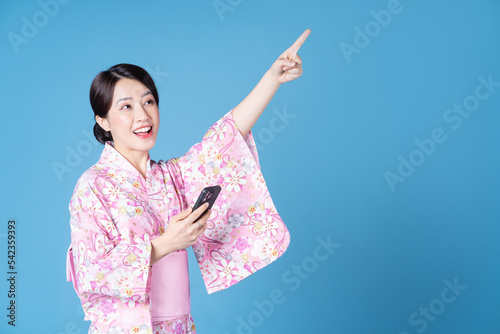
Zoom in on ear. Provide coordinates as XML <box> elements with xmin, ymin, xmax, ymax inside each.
<box><xmin>96</xmin><ymin>115</ymin><xmax>110</xmax><ymax>132</ymax></box>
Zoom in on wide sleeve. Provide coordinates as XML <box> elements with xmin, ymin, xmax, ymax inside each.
<box><xmin>173</xmin><ymin>108</ymin><xmax>290</xmax><ymax>294</ymax></box>
<box><xmin>65</xmin><ymin>175</ymin><xmax>152</xmax><ymax>305</ymax></box>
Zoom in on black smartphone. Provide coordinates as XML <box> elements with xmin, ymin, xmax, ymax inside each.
<box><xmin>192</xmin><ymin>185</ymin><xmax>221</xmax><ymax>222</ymax></box>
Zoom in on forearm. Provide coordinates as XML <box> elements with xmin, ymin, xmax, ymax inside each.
<box><xmin>150</xmin><ymin>234</ymin><xmax>175</xmax><ymax>265</ymax></box>
<box><xmin>232</xmin><ymin>70</ymin><xmax>281</xmax><ymax>137</ymax></box>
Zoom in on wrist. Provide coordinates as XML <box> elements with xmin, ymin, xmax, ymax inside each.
<box><xmin>264</xmin><ymin>69</ymin><xmax>282</xmax><ymax>87</ymax></box>
<box><xmin>151</xmin><ymin>234</ymin><xmax>175</xmax><ymax>265</ymax></box>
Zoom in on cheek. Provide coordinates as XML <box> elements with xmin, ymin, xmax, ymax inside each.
<box><xmin>153</xmin><ymin>109</ymin><xmax>160</xmax><ymax>128</ymax></box>
<box><xmin>109</xmin><ymin>114</ymin><xmax>133</xmax><ymax>134</ymax></box>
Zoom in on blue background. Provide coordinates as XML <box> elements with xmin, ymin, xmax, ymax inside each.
<box><xmin>1</xmin><ymin>0</ymin><xmax>499</xmax><ymax>333</ymax></box>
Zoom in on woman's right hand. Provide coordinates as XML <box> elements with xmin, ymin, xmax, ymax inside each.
<box><xmin>150</xmin><ymin>203</ymin><xmax>210</xmax><ymax>265</ymax></box>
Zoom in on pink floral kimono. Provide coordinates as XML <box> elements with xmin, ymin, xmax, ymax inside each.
<box><xmin>66</xmin><ymin>109</ymin><xmax>290</xmax><ymax>333</ymax></box>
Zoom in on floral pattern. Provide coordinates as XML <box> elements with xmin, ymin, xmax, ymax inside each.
<box><xmin>66</xmin><ymin>109</ymin><xmax>290</xmax><ymax>333</ymax></box>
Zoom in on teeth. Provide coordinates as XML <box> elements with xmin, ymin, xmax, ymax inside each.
<box><xmin>133</xmin><ymin>127</ymin><xmax>151</xmax><ymax>134</ymax></box>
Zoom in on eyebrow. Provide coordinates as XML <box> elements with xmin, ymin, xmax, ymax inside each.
<box><xmin>115</xmin><ymin>91</ymin><xmax>153</xmax><ymax>106</ymax></box>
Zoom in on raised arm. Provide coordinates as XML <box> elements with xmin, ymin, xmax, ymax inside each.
<box><xmin>232</xmin><ymin>29</ymin><xmax>311</xmax><ymax>137</ymax></box>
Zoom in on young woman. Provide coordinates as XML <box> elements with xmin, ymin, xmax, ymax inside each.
<box><xmin>66</xmin><ymin>29</ymin><xmax>310</xmax><ymax>334</ymax></box>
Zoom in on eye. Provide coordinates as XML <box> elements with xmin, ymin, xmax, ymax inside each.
<box><xmin>121</xmin><ymin>104</ymin><xmax>132</xmax><ymax>110</ymax></box>
<box><xmin>145</xmin><ymin>99</ymin><xmax>155</xmax><ymax>106</ymax></box>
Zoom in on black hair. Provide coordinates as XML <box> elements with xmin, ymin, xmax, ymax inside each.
<box><xmin>89</xmin><ymin>63</ymin><xmax>159</xmax><ymax>144</ymax></box>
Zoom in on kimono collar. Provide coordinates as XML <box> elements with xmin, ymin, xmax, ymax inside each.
<box><xmin>99</xmin><ymin>141</ymin><xmax>153</xmax><ymax>179</ymax></box>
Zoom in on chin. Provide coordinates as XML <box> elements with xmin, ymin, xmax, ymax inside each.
<box><xmin>131</xmin><ymin>139</ymin><xmax>156</xmax><ymax>152</ymax></box>
<box><xmin>141</xmin><ymin>141</ymin><xmax>156</xmax><ymax>151</ymax></box>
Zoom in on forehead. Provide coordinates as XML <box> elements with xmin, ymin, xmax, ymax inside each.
<box><xmin>113</xmin><ymin>78</ymin><xmax>150</xmax><ymax>100</ymax></box>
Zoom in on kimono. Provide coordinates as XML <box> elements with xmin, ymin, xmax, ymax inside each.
<box><xmin>66</xmin><ymin>108</ymin><xmax>290</xmax><ymax>334</ymax></box>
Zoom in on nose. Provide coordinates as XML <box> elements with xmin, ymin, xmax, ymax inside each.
<box><xmin>134</xmin><ymin>102</ymin><xmax>150</xmax><ymax>121</ymax></box>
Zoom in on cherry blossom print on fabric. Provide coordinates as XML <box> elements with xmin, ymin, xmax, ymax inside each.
<box><xmin>66</xmin><ymin>109</ymin><xmax>289</xmax><ymax>333</ymax></box>
<box><xmin>172</xmin><ymin>110</ymin><xmax>290</xmax><ymax>293</ymax></box>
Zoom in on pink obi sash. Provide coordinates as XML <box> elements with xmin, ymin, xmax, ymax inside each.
<box><xmin>150</xmin><ymin>249</ymin><xmax>191</xmax><ymax>321</ymax></box>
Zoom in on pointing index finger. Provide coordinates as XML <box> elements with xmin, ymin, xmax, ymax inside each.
<box><xmin>287</xmin><ymin>28</ymin><xmax>311</xmax><ymax>60</ymax></box>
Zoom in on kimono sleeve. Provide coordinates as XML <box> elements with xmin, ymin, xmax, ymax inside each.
<box><xmin>174</xmin><ymin>108</ymin><xmax>290</xmax><ymax>294</ymax></box>
<box><xmin>66</xmin><ymin>174</ymin><xmax>152</xmax><ymax>304</ymax></box>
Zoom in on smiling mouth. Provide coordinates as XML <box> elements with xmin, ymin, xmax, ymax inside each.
<box><xmin>133</xmin><ymin>126</ymin><xmax>152</xmax><ymax>135</ymax></box>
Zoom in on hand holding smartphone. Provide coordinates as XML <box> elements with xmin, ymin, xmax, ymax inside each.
<box><xmin>192</xmin><ymin>185</ymin><xmax>221</xmax><ymax>223</ymax></box>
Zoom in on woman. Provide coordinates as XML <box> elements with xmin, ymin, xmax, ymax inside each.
<box><xmin>66</xmin><ymin>29</ymin><xmax>311</xmax><ymax>334</ymax></box>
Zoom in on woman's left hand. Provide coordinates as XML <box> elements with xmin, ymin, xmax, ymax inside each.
<box><xmin>268</xmin><ymin>28</ymin><xmax>311</xmax><ymax>84</ymax></box>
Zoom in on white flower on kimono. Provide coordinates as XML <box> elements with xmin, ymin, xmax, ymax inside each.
<box><xmin>120</xmin><ymin>298</ymin><xmax>135</xmax><ymax>308</ymax></box>
<box><xmin>250</xmin><ymin>238</ymin><xmax>272</xmax><ymax>260</ymax></box>
<box><xmin>132</xmin><ymin>257</ymin><xmax>149</xmax><ymax>281</ymax></box>
<box><xmin>200</xmin><ymin>260</ymin><xmax>217</xmax><ymax>282</ymax></box>
<box><xmin>106</xmin><ymin>268</ymin><xmax>127</xmax><ymax>288</ymax></box>
<box><xmin>103</xmin><ymin>181</ymin><xmax>126</xmax><ymax>201</ymax></box>
<box><xmin>211</xmin><ymin>124</ymin><xmax>227</xmax><ymax>141</ymax></box>
<box><xmin>161</xmin><ymin>188</ymin><xmax>174</xmax><ymax>203</ymax></box>
<box><xmin>100</xmin><ymin>218</ymin><xmax>118</xmax><ymax>238</ymax></box>
<box><xmin>120</xmin><ymin>297</ymin><xmax>137</xmax><ymax>308</ymax></box>
<box><xmin>262</xmin><ymin>216</ymin><xmax>279</xmax><ymax>237</ymax></box>
<box><xmin>82</xmin><ymin>301</ymin><xmax>94</xmax><ymax>313</ymax></box>
<box><xmin>224</xmin><ymin>170</ymin><xmax>247</xmax><ymax>193</ymax></box>
<box><xmin>109</xmin><ymin>205</ymin><xmax>120</xmax><ymax>219</ymax></box>
<box><xmin>134</xmin><ymin>234</ymin><xmax>152</xmax><ymax>254</ymax></box>
<box><xmin>180</xmin><ymin>161</ymin><xmax>192</xmax><ymax>178</ymax></box>
<box><xmin>252</xmin><ymin>170</ymin><xmax>265</xmax><ymax>188</ymax></box>
<box><xmin>216</xmin><ymin>258</ymin><xmax>237</xmax><ymax>281</ymax></box>
<box><xmin>86</xmin><ymin>199</ymin><xmax>105</xmax><ymax>216</ymax></box>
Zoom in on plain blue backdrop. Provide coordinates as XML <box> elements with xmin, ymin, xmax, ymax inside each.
<box><xmin>1</xmin><ymin>0</ymin><xmax>499</xmax><ymax>333</ymax></box>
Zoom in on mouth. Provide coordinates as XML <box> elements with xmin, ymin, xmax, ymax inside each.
<box><xmin>133</xmin><ymin>126</ymin><xmax>153</xmax><ymax>138</ymax></box>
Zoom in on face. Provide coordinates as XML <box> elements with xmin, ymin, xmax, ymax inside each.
<box><xmin>96</xmin><ymin>78</ymin><xmax>159</xmax><ymax>158</ymax></box>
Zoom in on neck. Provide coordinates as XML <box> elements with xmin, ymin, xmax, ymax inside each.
<box><xmin>113</xmin><ymin>143</ymin><xmax>149</xmax><ymax>179</ymax></box>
